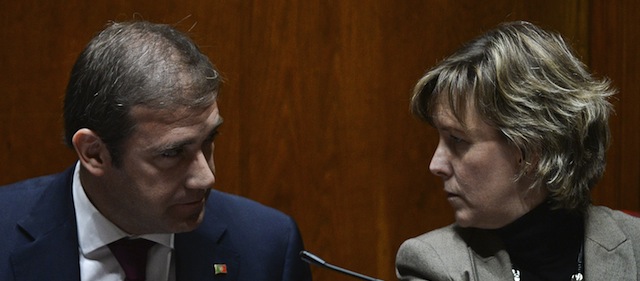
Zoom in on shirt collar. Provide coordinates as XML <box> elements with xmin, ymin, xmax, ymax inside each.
<box><xmin>71</xmin><ymin>162</ymin><xmax>174</xmax><ymax>257</ymax></box>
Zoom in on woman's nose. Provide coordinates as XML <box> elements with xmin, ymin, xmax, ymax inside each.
<box><xmin>429</xmin><ymin>140</ymin><xmax>452</xmax><ymax>179</ymax></box>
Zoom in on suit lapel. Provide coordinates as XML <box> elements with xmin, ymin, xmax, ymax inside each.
<box><xmin>584</xmin><ymin>206</ymin><xmax>637</xmax><ymax>280</ymax></box>
<box><xmin>11</xmin><ymin>168</ymin><xmax>80</xmax><ymax>281</ymax></box>
<box><xmin>175</xmin><ymin>218</ymin><xmax>240</xmax><ymax>281</ymax></box>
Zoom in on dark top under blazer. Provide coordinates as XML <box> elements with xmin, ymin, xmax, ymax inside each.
<box><xmin>0</xmin><ymin>166</ymin><xmax>312</xmax><ymax>281</ymax></box>
<box><xmin>396</xmin><ymin>205</ymin><xmax>640</xmax><ymax>281</ymax></box>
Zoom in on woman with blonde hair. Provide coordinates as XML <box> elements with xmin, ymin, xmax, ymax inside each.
<box><xmin>396</xmin><ymin>21</ymin><xmax>640</xmax><ymax>280</ymax></box>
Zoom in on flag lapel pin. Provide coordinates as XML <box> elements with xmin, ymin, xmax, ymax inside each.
<box><xmin>214</xmin><ymin>263</ymin><xmax>228</xmax><ymax>275</ymax></box>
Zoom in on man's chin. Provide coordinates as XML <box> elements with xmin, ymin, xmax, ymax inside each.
<box><xmin>168</xmin><ymin>207</ymin><xmax>207</xmax><ymax>233</ymax></box>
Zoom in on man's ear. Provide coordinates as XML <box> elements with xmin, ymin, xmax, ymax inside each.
<box><xmin>72</xmin><ymin>129</ymin><xmax>112</xmax><ymax>177</ymax></box>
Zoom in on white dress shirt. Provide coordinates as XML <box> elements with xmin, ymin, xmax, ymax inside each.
<box><xmin>72</xmin><ymin>162</ymin><xmax>176</xmax><ymax>281</ymax></box>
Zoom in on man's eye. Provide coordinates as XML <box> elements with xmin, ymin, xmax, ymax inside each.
<box><xmin>161</xmin><ymin>148</ymin><xmax>183</xmax><ymax>158</ymax></box>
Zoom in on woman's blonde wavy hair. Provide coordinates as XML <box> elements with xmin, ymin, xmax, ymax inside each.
<box><xmin>411</xmin><ymin>21</ymin><xmax>615</xmax><ymax>212</ymax></box>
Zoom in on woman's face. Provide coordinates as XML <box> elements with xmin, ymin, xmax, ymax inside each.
<box><xmin>428</xmin><ymin>100</ymin><xmax>547</xmax><ymax>229</ymax></box>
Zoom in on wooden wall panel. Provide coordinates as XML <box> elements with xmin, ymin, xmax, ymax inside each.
<box><xmin>3</xmin><ymin>1</ymin><xmax>634</xmax><ymax>281</ymax></box>
<box><xmin>590</xmin><ymin>0</ymin><xmax>640</xmax><ymax>211</ymax></box>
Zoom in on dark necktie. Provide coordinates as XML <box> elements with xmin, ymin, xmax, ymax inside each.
<box><xmin>108</xmin><ymin>238</ymin><xmax>155</xmax><ymax>281</ymax></box>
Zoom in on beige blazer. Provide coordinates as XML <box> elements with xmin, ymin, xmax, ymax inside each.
<box><xmin>396</xmin><ymin>206</ymin><xmax>640</xmax><ymax>280</ymax></box>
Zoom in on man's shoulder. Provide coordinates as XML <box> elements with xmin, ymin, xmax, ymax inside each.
<box><xmin>206</xmin><ymin>190</ymin><xmax>296</xmax><ymax>229</ymax></box>
<box><xmin>0</xmin><ymin>173</ymin><xmax>58</xmax><ymax>194</ymax></box>
<box><xmin>209</xmin><ymin>189</ymin><xmax>290</xmax><ymax>215</ymax></box>
<box><xmin>0</xmin><ymin>167</ymin><xmax>73</xmax><ymax>193</ymax></box>
<box><xmin>0</xmin><ymin>168</ymin><xmax>73</xmax><ymax>223</ymax></box>
<box><xmin>181</xmin><ymin>190</ymin><xmax>310</xmax><ymax>281</ymax></box>
<box><xmin>0</xmin><ymin>173</ymin><xmax>60</xmax><ymax>213</ymax></box>
<box><xmin>197</xmin><ymin>190</ymin><xmax>301</xmax><ymax>253</ymax></box>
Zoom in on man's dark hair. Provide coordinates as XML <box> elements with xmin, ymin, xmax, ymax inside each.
<box><xmin>64</xmin><ymin>21</ymin><xmax>220</xmax><ymax>165</ymax></box>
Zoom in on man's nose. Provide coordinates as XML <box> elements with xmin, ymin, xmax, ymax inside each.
<box><xmin>187</xmin><ymin>152</ymin><xmax>215</xmax><ymax>190</ymax></box>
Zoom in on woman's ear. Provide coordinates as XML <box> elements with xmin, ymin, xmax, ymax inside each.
<box><xmin>518</xmin><ymin>147</ymin><xmax>540</xmax><ymax>174</ymax></box>
<box><xmin>518</xmin><ymin>147</ymin><xmax>528</xmax><ymax>167</ymax></box>
<box><xmin>72</xmin><ymin>128</ymin><xmax>112</xmax><ymax>177</ymax></box>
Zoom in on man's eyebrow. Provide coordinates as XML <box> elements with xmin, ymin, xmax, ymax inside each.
<box><xmin>154</xmin><ymin>117</ymin><xmax>224</xmax><ymax>152</ymax></box>
<box><xmin>157</xmin><ymin>139</ymin><xmax>194</xmax><ymax>152</ymax></box>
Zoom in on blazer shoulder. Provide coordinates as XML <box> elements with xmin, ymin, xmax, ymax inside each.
<box><xmin>206</xmin><ymin>190</ymin><xmax>299</xmax><ymax>238</ymax></box>
<box><xmin>0</xmin><ymin>166</ymin><xmax>75</xmax><ymax>229</ymax></box>
<box><xmin>0</xmin><ymin>167</ymin><xmax>79</xmax><ymax>281</ymax></box>
<box><xmin>584</xmin><ymin>205</ymin><xmax>640</xmax><ymax>280</ymax></box>
<box><xmin>0</xmin><ymin>172</ymin><xmax>65</xmax><ymax>222</ymax></box>
<box><xmin>193</xmin><ymin>190</ymin><xmax>310</xmax><ymax>281</ymax></box>
<box><xmin>397</xmin><ymin>224</ymin><xmax>511</xmax><ymax>281</ymax></box>
<box><xmin>406</xmin><ymin>224</ymin><xmax>462</xmax><ymax>249</ymax></box>
<box><xmin>402</xmin><ymin>224</ymin><xmax>502</xmax><ymax>256</ymax></box>
<box><xmin>596</xmin><ymin>206</ymin><xmax>640</xmax><ymax>226</ymax></box>
<box><xmin>396</xmin><ymin>225</ymin><xmax>473</xmax><ymax>280</ymax></box>
<box><xmin>209</xmin><ymin>190</ymin><xmax>295</xmax><ymax>222</ymax></box>
<box><xmin>586</xmin><ymin>205</ymin><xmax>640</xmax><ymax>248</ymax></box>
<box><xmin>397</xmin><ymin>226</ymin><xmax>465</xmax><ymax>265</ymax></box>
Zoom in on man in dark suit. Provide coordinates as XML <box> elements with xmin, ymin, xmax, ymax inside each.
<box><xmin>0</xmin><ymin>20</ymin><xmax>312</xmax><ymax>281</ymax></box>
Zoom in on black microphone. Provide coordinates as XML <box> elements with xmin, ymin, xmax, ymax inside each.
<box><xmin>300</xmin><ymin>250</ymin><xmax>384</xmax><ymax>281</ymax></box>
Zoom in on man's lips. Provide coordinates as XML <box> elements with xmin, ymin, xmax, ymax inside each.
<box><xmin>176</xmin><ymin>190</ymin><xmax>210</xmax><ymax>206</ymax></box>
<box><xmin>176</xmin><ymin>196</ymin><xmax>206</xmax><ymax>206</ymax></box>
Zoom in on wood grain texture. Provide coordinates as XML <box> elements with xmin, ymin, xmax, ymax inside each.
<box><xmin>2</xmin><ymin>1</ymin><xmax>635</xmax><ymax>280</ymax></box>
<box><xmin>590</xmin><ymin>0</ymin><xmax>640</xmax><ymax>211</ymax></box>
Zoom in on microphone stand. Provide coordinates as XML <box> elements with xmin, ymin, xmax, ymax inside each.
<box><xmin>300</xmin><ymin>250</ymin><xmax>384</xmax><ymax>281</ymax></box>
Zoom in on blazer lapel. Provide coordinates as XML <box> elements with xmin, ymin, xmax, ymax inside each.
<box><xmin>459</xmin><ymin>227</ymin><xmax>514</xmax><ymax>281</ymax></box>
<box><xmin>11</xmin><ymin>168</ymin><xmax>80</xmax><ymax>281</ymax></box>
<box><xmin>584</xmin><ymin>207</ymin><xmax>637</xmax><ymax>280</ymax></box>
<box><xmin>468</xmin><ymin>245</ymin><xmax>513</xmax><ymax>280</ymax></box>
<box><xmin>175</xmin><ymin>220</ymin><xmax>240</xmax><ymax>281</ymax></box>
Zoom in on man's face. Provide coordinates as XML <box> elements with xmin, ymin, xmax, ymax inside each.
<box><xmin>428</xmin><ymin>100</ymin><xmax>544</xmax><ymax>229</ymax></box>
<box><xmin>97</xmin><ymin>101</ymin><xmax>222</xmax><ymax>234</ymax></box>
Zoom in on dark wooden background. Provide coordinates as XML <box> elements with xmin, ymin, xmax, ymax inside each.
<box><xmin>1</xmin><ymin>1</ymin><xmax>637</xmax><ymax>280</ymax></box>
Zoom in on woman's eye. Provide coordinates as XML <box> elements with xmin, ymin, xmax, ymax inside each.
<box><xmin>450</xmin><ymin>134</ymin><xmax>465</xmax><ymax>143</ymax></box>
<box><xmin>206</xmin><ymin>131</ymin><xmax>220</xmax><ymax>143</ymax></box>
